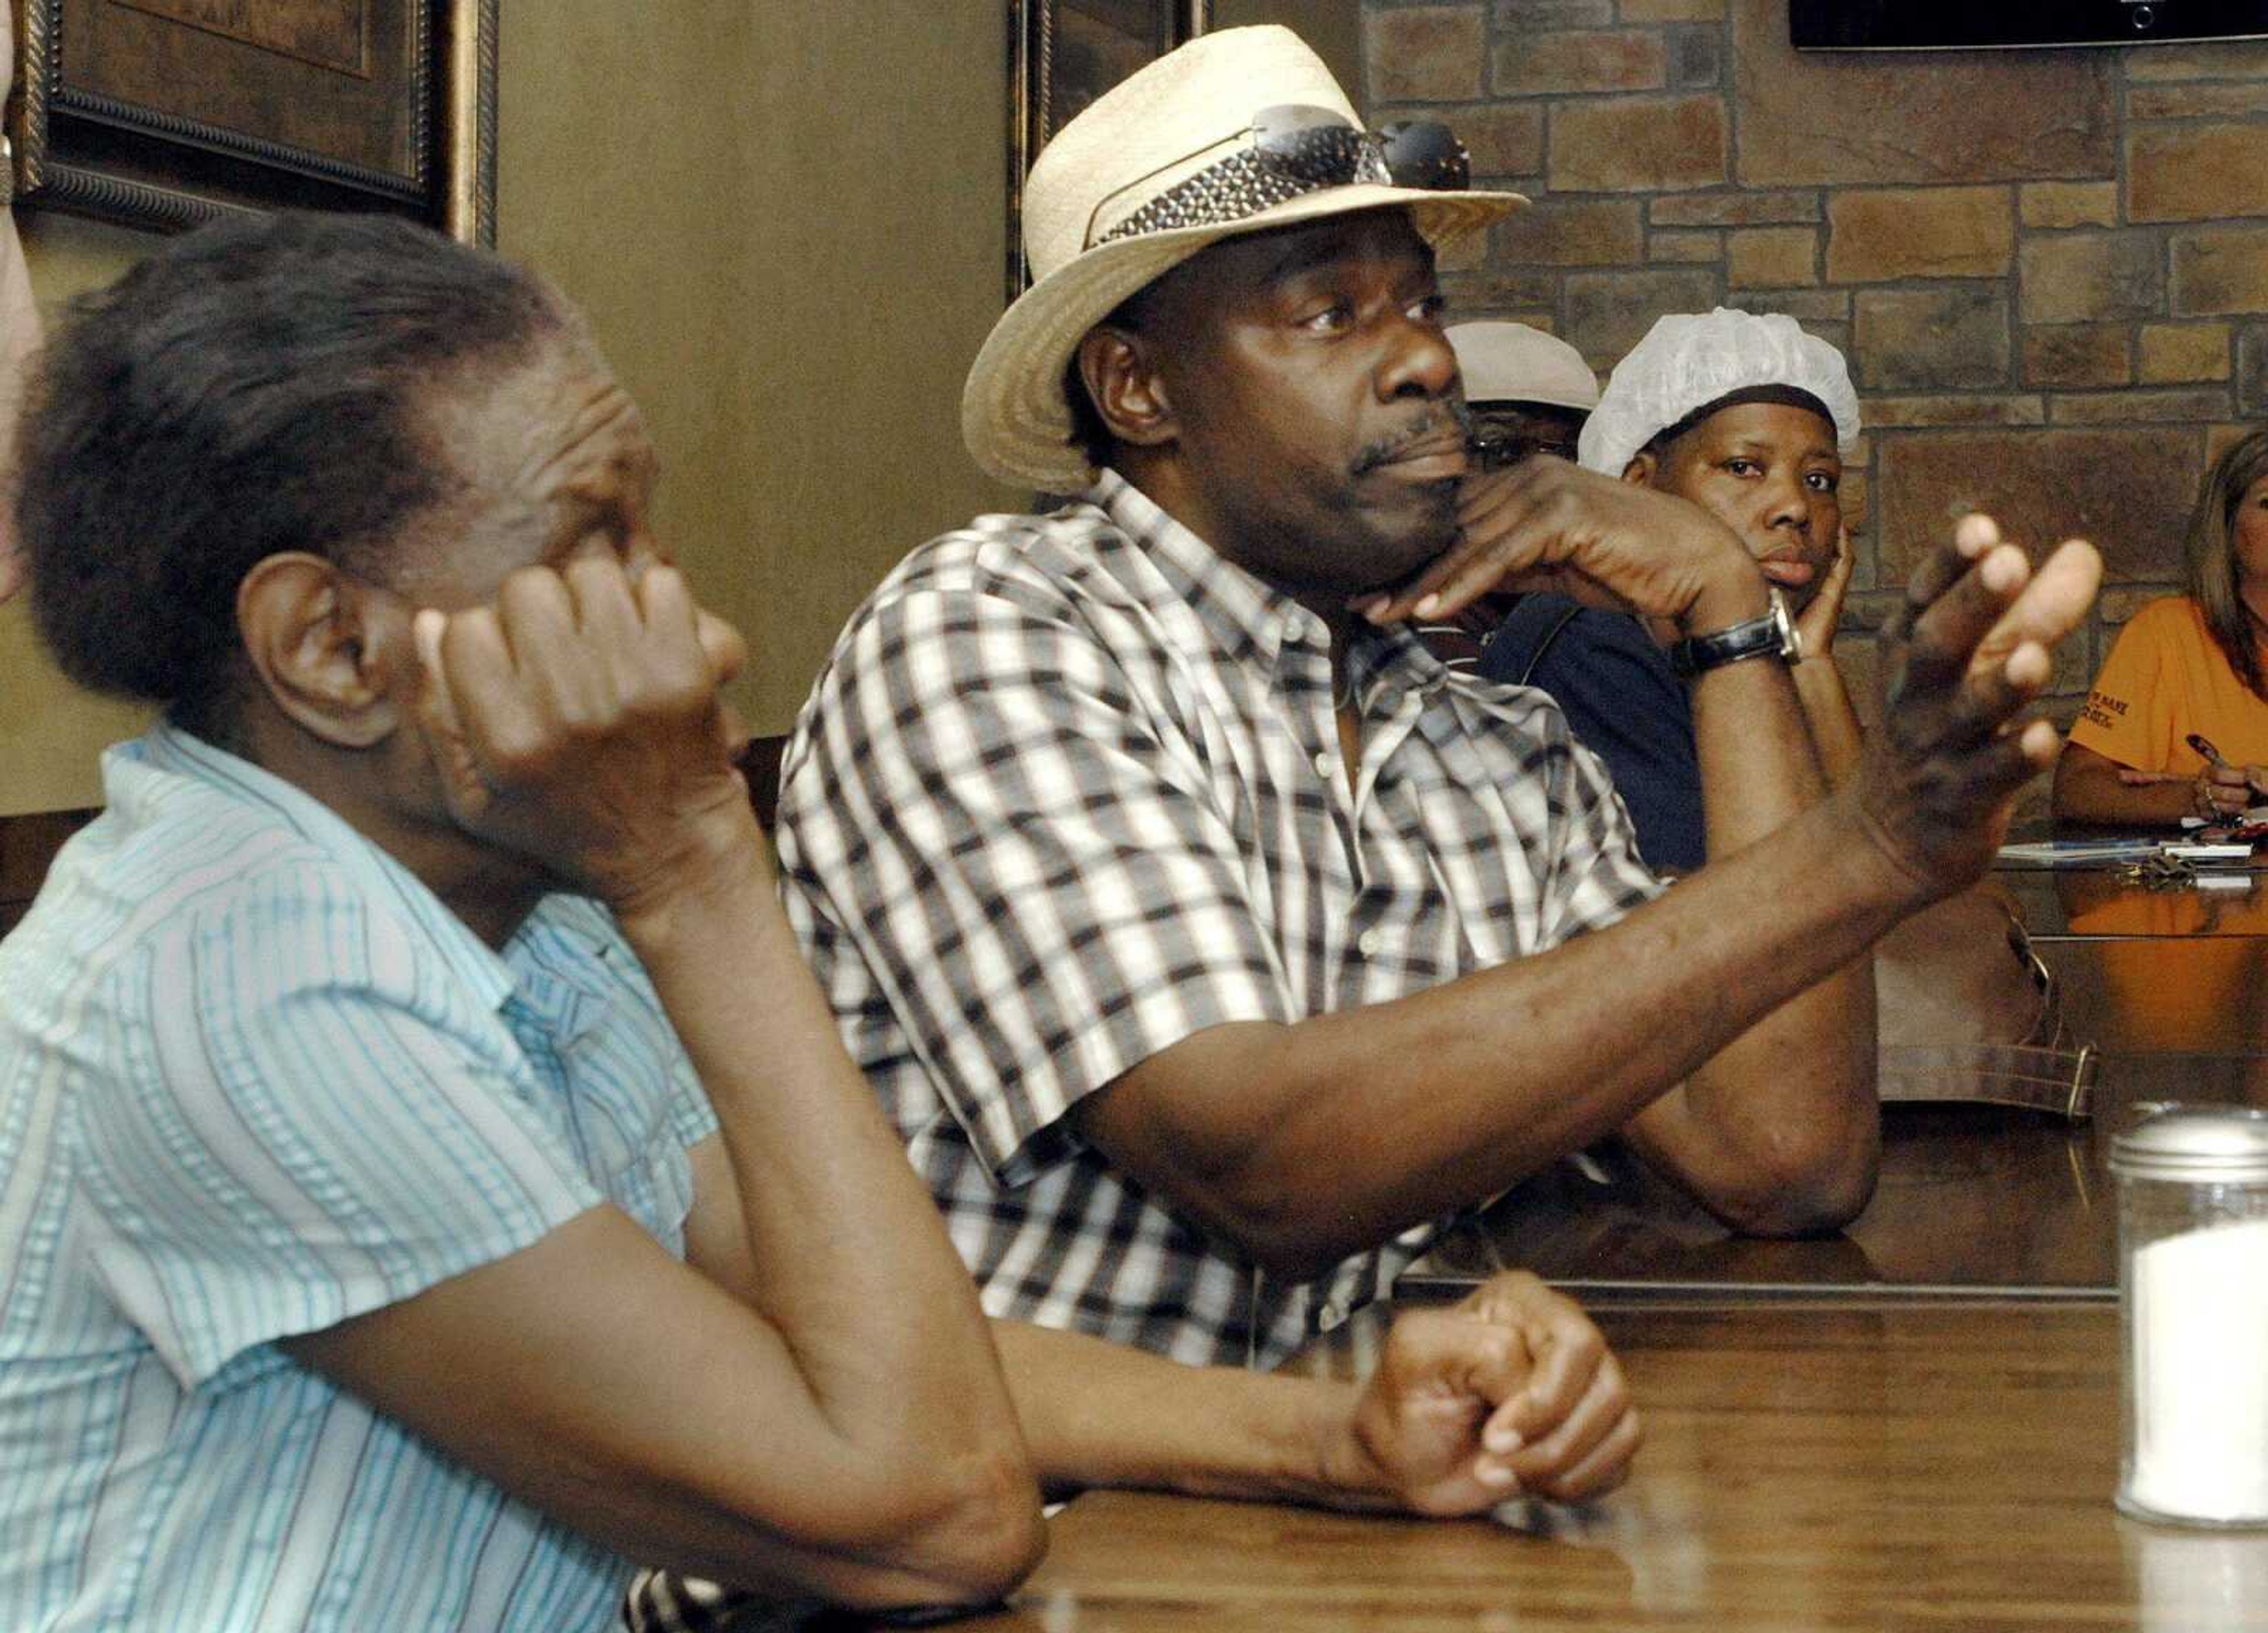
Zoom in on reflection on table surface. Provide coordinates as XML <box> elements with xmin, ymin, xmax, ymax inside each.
<box><xmin>1996</xmin><ymin>862</ymin><xmax>2268</xmax><ymax>939</ymax></box>
<box><xmin>2048</xmin><ymin>938</ymin><xmax>2268</xmax><ymax>1049</ymax></box>
<box><xmin>1423</xmin><ymin>1051</ymin><xmax>2268</xmax><ymax>1300</ymax></box>
<box><xmin>940</xmin><ymin>1302</ymin><xmax>2268</xmax><ymax>1633</ymax></box>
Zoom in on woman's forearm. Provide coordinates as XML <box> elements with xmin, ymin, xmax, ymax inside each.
<box><xmin>2052</xmin><ymin>744</ymin><xmax>2195</xmax><ymax>825</ymax></box>
<box><xmin>1793</xmin><ymin>649</ymin><xmax>1867</xmax><ymax>783</ymax></box>
<box><xmin>989</xmin><ymin>1320</ymin><xmax>1365</xmax><ymax>1507</ymax></box>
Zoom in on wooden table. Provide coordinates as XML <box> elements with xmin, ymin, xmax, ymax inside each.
<box><xmin>1419</xmin><ymin>1049</ymin><xmax>2267</xmax><ymax>1301</ymax></box>
<box><xmin>950</xmin><ymin>1298</ymin><xmax>2268</xmax><ymax>1631</ymax></box>
<box><xmin>879</xmin><ymin>873</ymin><xmax>2268</xmax><ymax>1631</ymax></box>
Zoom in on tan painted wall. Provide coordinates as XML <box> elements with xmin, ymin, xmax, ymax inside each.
<box><xmin>0</xmin><ymin>213</ymin><xmax>156</xmax><ymax>815</ymax></box>
<box><xmin>0</xmin><ymin>2</ymin><xmax>1361</xmax><ymax>813</ymax></box>
<box><xmin>1215</xmin><ymin>0</ymin><xmax>1361</xmax><ymax>99</ymax></box>
<box><xmin>498</xmin><ymin>1</ymin><xmax>1014</xmax><ymax>735</ymax></box>
<box><xmin>0</xmin><ymin>1</ymin><xmax>1015</xmax><ymax>814</ymax></box>
<box><xmin>498</xmin><ymin>2</ymin><xmax>1357</xmax><ymax>734</ymax></box>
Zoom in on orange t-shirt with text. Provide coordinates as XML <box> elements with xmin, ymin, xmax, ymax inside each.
<box><xmin>2066</xmin><ymin>596</ymin><xmax>2268</xmax><ymax>773</ymax></box>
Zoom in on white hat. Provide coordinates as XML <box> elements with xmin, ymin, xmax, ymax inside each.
<box><xmin>962</xmin><ymin>27</ymin><xmax>1524</xmax><ymax>491</ymax></box>
<box><xmin>1578</xmin><ymin>307</ymin><xmax>1862</xmax><ymax>478</ymax></box>
<box><xmin>1446</xmin><ymin>321</ymin><xmax>1599</xmax><ymax>413</ymax></box>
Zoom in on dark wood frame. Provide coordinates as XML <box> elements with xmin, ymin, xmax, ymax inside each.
<box><xmin>8</xmin><ymin>0</ymin><xmax>497</xmax><ymax>245</ymax></box>
<box><xmin>1006</xmin><ymin>0</ymin><xmax>1206</xmax><ymax>302</ymax></box>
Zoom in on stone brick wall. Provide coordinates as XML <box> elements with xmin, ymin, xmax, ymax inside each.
<box><xmin>1364</xmin><ymin>0</ymin><xmax>2268</xmax><ymax>805</ymax></box>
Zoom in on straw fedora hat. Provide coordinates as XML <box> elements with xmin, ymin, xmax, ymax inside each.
<box><xmin>963</xmin><ymin>25</ymin><xmax>1524</xmax><ymax>491</ymax></box>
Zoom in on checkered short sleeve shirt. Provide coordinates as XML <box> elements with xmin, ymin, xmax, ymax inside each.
<box><xmin>774</xmin><ymin>471</ymin><xmax>1663</xmax><ymax>1369</ymax></box>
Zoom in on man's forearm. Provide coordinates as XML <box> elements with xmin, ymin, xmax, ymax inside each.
<box><xmin>1091</xmin><ymin>526</ymin><xmax>2093</xmax><ymax>1281</ymax></box>
<box><xmin>1086</xmin><ymin>788</ymin><xmax>1914</xmax><ymax>1282</ymax></box>
<box><xmin>2052</xmin><ymin>748</ymin><xmax>2195</xmax><ymax>826</ymax></box>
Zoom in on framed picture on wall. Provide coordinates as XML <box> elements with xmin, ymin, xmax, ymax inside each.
<box><xmin>8</xmin><ymin>0</ymin><xmax>498</xmax><ymax>245</ymax></box>
<box><xmin>1007</xmin><ymin>0</ymin><xmax>1208</xmax><ymax>301</ymax></box>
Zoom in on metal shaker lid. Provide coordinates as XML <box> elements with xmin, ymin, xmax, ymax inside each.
<box><xmin>2111</xmin><ymin>1104</ymin><xmax>2268</xmax><ymax>1183</ymax></box>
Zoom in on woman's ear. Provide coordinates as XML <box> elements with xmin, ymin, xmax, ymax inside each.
<box><xmin>236</xmin><ymin>554</ymin><xmax>406</xmax><ymax>750</ymax></box>
<box><xmin>1621</xmin><ymin>451</ymin><xmax>1657</xmax><ymax>488</ymax></box>
<box><xmin>1078</xmin><ymin>325</ymin><xmax>1177</xmax><ymax>450</ymax></box>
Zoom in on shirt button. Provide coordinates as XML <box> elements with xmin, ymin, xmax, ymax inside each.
<box><xmin>1314</xmin><ymin>749</ymin><xmax>1335</xmax><ymax>779</ymax></box>
<box><xmin>1356</xmin><ymin>928</ymin><xmax>1381</xmax><ymax>957</ymax></box>
<box><xmin>1281</xmin><ymin>612</ymin><xmax>1307</xmax><ymax>646</ymax></box>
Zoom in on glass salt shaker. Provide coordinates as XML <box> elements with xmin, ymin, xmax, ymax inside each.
<box><xmin>2110</xmin><ymin>1104</ymin><xmax>2268</xmax><ymax>1528</ymax></box>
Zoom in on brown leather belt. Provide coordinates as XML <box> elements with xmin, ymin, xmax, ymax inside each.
<box><xmin>1876</xmin><ymin>914</ymin><xmax>2098</xmax><ymax>1120</ymax></box>
<box><xmin>1879</xmin><ymin>1041</ymin><xmax>2097</xmax><ymax>1120</ymax></box>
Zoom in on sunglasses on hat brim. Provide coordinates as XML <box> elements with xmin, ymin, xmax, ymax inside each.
<box><xmin>1083</xmin><ymin>105</ymin><xmax>1471</xmax><ymax>252</ymax></box>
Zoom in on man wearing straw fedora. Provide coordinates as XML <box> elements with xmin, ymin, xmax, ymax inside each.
<box><xmin>774</xmin><ymin>27</ymin><xmax>2101</xmax><ymax>1372</ymax></box>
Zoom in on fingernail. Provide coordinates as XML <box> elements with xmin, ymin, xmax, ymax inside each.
<box><xmin>1476</xmin><ymin>1458</ymin><xmax>1519</xmax><ymax>1489</ymax></box>
<box><xmin>1413</xmin><ymin>594</ymin><xmax>1441</xmax><ymax>619</ymax></box>
<box><xmin>1485</xmin><ymin>1423</ymin><xmax>1524</xmax><ymax>1456</ymax></box>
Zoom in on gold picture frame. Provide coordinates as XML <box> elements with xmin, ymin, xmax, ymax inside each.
<box><xmin>1007</xmin><ymin>0</ymin><xmax>1207</xmax><ymax>302</ymax></box>
<box><xmin>8</xmin><ymin>0</ymin><xmax>497</xmax><ymax>246</ymax></box>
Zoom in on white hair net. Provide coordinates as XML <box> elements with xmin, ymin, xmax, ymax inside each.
<box><xmin>1576</xmin><ymin>307</ymin><xmax>1862</xmax><ymax>478</ymax></box>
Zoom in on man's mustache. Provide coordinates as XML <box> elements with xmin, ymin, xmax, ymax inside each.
<box><xmin>1351</xmin><ymin>401</ymin><xmax>1476</xmax><ymax>477</ymax></box>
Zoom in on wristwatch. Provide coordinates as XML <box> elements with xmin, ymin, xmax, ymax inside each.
<box><xmin>1667</xmin><ymin>587</ymin><xmax>1803</xmax><ymax>680</ymax></box>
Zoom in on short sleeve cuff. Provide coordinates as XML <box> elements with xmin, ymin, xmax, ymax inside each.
<box><xmin>116</xmin><ymin>1179</ymin><xmax>606</xmax><ymax>1391</ymax></box>
<box><xmin>667</xmin><ymin>1065</ymin><xmax>722</xmax><ymax>1152</ymax></box>
<box><xmin>979</xmin><ymin>966</ymin><xmax>1293</xmax><ymax>1188</ymax></box>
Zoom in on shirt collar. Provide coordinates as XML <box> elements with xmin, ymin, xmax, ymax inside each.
<box><xmin>1086</xmin><ymin>468</ymin><xmax>1462</xmax><ymax>708</ymax></box>
<box><xmin>125</xmin><ymin>722</ymin><xmax>522</xmax><ymax>1014</ymax></box>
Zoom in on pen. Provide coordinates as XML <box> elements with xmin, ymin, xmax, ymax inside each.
<box><xmin>2188</xmin><ymin>732</ymin><xmax>2230</xmax><ymax>768</ymax></box>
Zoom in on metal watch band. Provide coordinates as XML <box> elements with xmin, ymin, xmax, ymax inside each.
<box><xmin>1668</xmin><ymin>587</ymin><xmax>1801</xmax><ymax>680</ymax></box>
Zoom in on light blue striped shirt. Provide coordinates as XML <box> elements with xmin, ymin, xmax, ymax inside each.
<box><xmin>0</xmin><ymin>724</ymin><xmax>719</xmax><ymax>1632</ymax></box>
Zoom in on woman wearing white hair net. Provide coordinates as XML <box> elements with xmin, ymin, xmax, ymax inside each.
<box><xmin>1478</xmin><ymin>308</ymin><xmax>2073</xmax><ymax>1074</ymax></box>
<box><xmin>1479</xmin><ymin>308</ymin><xmax>1862</xmax><ymax>869</ymax></box>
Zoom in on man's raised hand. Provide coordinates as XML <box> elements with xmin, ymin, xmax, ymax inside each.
<box><xmin>1356</xmin><ymin>459</ymin><xmax>1759</xmax><ymax>635</ymax></box>
<box><xmin>1850</xmin><ymin>514</ymin><xmax>2101</xmax><ymax>897</ymax></box>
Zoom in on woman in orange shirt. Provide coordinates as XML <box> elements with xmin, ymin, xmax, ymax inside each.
<box><xmin>2054</xmin><ymin>427</ymin><xmax>2268</xmax><ymax>824</ymax></box>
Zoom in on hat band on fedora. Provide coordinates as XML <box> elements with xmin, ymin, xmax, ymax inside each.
<box><xmin>1089</xmin><ymin>109</ymin><xmax>1469</xmax><ymax>250</ymax></box>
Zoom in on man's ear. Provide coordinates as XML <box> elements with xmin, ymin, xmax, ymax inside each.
<box><xmin>1621</xmin><ymin>451</ymin><xmax>1657</xmax><ymax>488</ymax></box>
<box><xmin>1078</xmin><ymin>325</ymin><xmax>1176</xmax><ymax>449</ymax></box>
<box><xmin>236</xmin><ymin>553</ymin><xmax>405</xmax><ymax>750</ymax></box>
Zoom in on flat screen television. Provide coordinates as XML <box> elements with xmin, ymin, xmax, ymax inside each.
<box><xmin>1792</xmin><ymin>2</ymin><xmax>2268</xmax><ymax>50</ymax></box>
